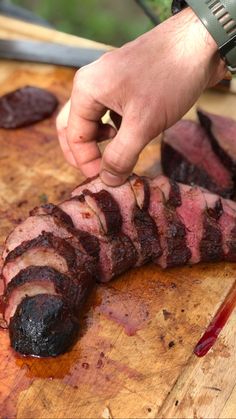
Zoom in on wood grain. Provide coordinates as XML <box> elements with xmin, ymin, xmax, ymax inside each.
<box><xmin>0</xmin><ymin>15</ymin><xmax>235</xmax><ymax>419</ymax></box>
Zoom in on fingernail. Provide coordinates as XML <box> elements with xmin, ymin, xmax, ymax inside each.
<box><xmin>100</xmin><ymin>170</ymin><xmax>123</xmax><ymax>186</ymax></box>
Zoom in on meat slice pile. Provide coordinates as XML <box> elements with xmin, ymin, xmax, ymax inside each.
<box><xmin>2</xmin><ymin>174</ymin><xmax>236</xmax><ymax>357</ymax></box>
<box><xmin>161</xmin><ymin>109</ymin><xmax>236</xmax><ymax>198</ymax></box>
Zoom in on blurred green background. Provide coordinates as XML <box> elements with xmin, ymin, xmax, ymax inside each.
<box><xmin>11</xmin><ymin>0</ymin><xmax>171</xmax><ymax>46</ymax></box>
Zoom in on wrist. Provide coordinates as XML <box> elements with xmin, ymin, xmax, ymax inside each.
<box><xmin>173</xmin><ymin>7</ymin><xmax>226</xmax><ymax>83</ymax></box>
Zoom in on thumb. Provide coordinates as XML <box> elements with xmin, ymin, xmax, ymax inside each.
<box><xmin>100</xmin><ymin>115</ymin><xmax>150</xmax><ymax>186</ymax></box>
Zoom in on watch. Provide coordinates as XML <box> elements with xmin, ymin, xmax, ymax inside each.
<box><xmin>171</xmin><ymin>0</ymin><xmax>236</xmax><ymax>73</ymax></box>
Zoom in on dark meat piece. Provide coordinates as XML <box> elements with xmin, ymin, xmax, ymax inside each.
<box><xmin>0</xmin><ymin>86</ymin><xmax>58</xmax><ymax>129</ymax></box>
<box><xmin>129</xmin><ymin>174</ymin><xmax>150</xmax><ymax>210</ymax></box>
<box><xmin>72</xmin><ymin>176</ymin><xmax>153</xmax><ymax>266</ymax></box>
<box><xmin>161</xmin><ymin>120</ymin><xmax>233</xmax><ymax>198</ymax></box>
<box><xmin>30</xmin><ymin>203</ymin><xmax>74</xmax><ymax>227</ymax></box>
<box><xmin>9</xmin><ymin>294</ymin><xmax>78</xmax><ymax>357</ymax></box>
<box><xmin>133</xmin><ymin>207</ymin><xmax>162</xmax><ymax>262</ymax></box>
<box><xmin>149</xmin><ymin>176</ymin><xmax>191</xmax><ymax>268</ymax></box>
<box><xmin>3</xmin><ymin>266</ymin><xmax>85</xmax><ymax>324</ymax></box>
<box><xmin>3</xmin><ymin>232</ymin><xmax>81</xmax><ymax>285</ymax></box>
<box><xmin>198</xmin><ymin>108</ymin><xmax>236</xmax><ymax>173</ymax></box>
<box><xmin>29</xmin><ymin>203</ymin><xmax>100</xmax><ymax>261</ymax></box>
<box><xmin>83</xmin><ymin>189</ymin><xmax>122</xmax><ymax>235</ymax></box>
<box><xmin>199</xmin><ymin>192</ymin><xmax>224</xmax><ymax>263</ymax></box>
<box><xmin>60</xmin><ymin>194</ymin><xmax>137</xmax><ymax>281</ymax></box>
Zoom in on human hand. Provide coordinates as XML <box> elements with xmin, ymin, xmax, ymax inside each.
<box><xmin>57</xmin><ymin>7</ymin><xmax>226</xmax><ymax>186</ymax></box>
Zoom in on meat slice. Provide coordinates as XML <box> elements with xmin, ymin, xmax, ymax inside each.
<box><xmin>2</xmin><ymin>232</ymin><xmax>80</xmax><ymax>285</ymax></box>
<box><xmin>4</xmin><ymin>214</ymin><xmax>75</xmax><ymax>259</ymax></box>
<box><xmin>149</xmin><ymin>176</ymin><xmax>191</xmax><ymax>268</ymax></box>
<box><xmin>83</xmin><ymin>189</ymin><xmax>122</xmax><ymax>235</ymax></box>
<box><xmin>60</xmin><ymin>194</ymin><xmax>137</xmax><ymax>282</ymax></box>
<box><xmin>0</xmin><ymin>86</ymin><xmax>58</xmax><ymax>129</ymax></box>
<box><xmin>129</xmin><ymin>174</ymin><xmax>150</xmax><ymax>210</ymax></box>
<box><xmin>198</xmin><ymin>191</ymin><xmax>224</xmax><ymax>262</ymax></box>
<box><xmin>161</xmin><ymin>120</ymin><xmax>233</xmax><ymax>198</ymax></box>
<box><xmin>30</xmin><ymin>203</ymin><xmax>100</xmax><ymax>260</ymax></box>
<box><xmin>3</xmin><ymin>266</ymin><xmax>84</xmax><ymax>325</ymax></box>
<box><xmin>30</xmin><ymin>203</ymin><xmax>74</xmax><ymax>227</ymax></box>
<box><xmin>198</xmin><ymin>108</ymin><xmax>236</xmax><ymax>173</ymax></box>
<box><xmin>9</xmin><ymin>294</ymin><xmax>78</xmax><ymax>357</ymax></box>
<box><xmin>72</xmin><ymin>175</ymin><xmax>159</xmax><ymax>266</ymax></box>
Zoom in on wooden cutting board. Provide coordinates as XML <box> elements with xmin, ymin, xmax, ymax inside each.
<box><xmin>0</xmin><ymin>16</ymin><xmax>236</xmax><ymax>419</ymax></box>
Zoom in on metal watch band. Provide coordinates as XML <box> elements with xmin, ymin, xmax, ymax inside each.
<box><xmin>186</xmin><ymin>0</ymin><xmax>236</xmax><ymax>73</ymax></box>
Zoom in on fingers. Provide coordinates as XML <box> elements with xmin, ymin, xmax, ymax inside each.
<box><xmin>65</xmin><ymin>72</ymin><xmax>117</xmax><ymax>177</ymax></box>
<box><xmin>100</xmin><ymin>114</ymin><xmax>152</xmax><ymax>186</ymax></box>
<box><xmin>56</xmin><ymin>101</ymin><xmax>77</xmax><ymax>167</ymax></box>
<box><xmin>56</xmin><ymin>96</ymin><xmax>117</xmax><ymax>174</ymax></box>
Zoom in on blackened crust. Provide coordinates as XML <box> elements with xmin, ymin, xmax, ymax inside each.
<box><xmin>3</xmin><ymin>266</ymin><xmax>80</xmax><ymax>310</ymax></box>
<box><xmin>167</xmin><ymin>180</ymin><xmax>182</xmax><ymax>208</ymax></box>
<box><xmin>165</xmin><ymin>210</ymin><xmax>192</xmax><ymax>268</ymax></box>
<box><xmin>161</xmin><ymin>141</ymin><xmax>232</xmax><ymax>199</ymax></box>
<box><xmin>200</xmin><ymin>213</ymin><xmax>224</xmax><ymax>262</ymax></box>
<box><xmin>4</xmin><ymin>232</ymin><xmax>78</xmax><ymax>272</ymax></box>
<box><xmin>133</xmin><ymin>207</ymin><xmax>162</xmax><ymax>262</ymax></box>
<box><xmin>197</xmin><ymin>109</ymin><xmax>236</xmax><ymax>173</ymax></box>
<box><xmin>206</xmin><ymin>199</ymin><xmax>223</xmax><ymax>221</ymax></box>
<box><xmin>0</xmin><ymin>86</ymin><xmax>58</xmax><ymax>129</ymax></box>
<box><xmin>9</xmin><ymin>294</ymin><xmax>78</xmax><ymax>357</ymax></box>
<box><xmin>30</xmin><ymin>203</ymin><xmax>74</xmax><ymax>227</ymax></box>
<box><xmin>75</xmin><ymin>229</ymin><xmax>100</xmax><ymax>260</ymax></box>
<box><xmin>111</xmin><ymin>233</ymin><xmax>138</xmax><ymax>278</ymax></box>
<box><xmin>225</xmin><ymin>224</ymin><xmax>236</xmax><ymax>262</ymax></box>
<box><xmin>83</xmin><ymin>189</ymin><xmax>122</xmax><ymax>235</ymax></box>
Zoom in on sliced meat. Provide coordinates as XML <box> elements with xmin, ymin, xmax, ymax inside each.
<box><xmin>60</xmin><ymin>194</ymin><xmax>137</xmax><ymax>282</ymax></box>
<box><xmin>161</xmin><ymin>120</ymin><xmax>233</xmax><ymax>198</ymax></box>
<box><xmin>0</xmin><ymin>86</ymin><xmax>58</xmax><ymax>129</ymax></box>
<box><xmin>198</xmin><ymin>108</ymin><xmax>236</xmax><ymax>173</ymax></box>
<box><xmin>83</xmin><ymin>189</ymin><xmax>122</xmax><ymax>235</ymax></box>
<box><xmin>199</xmin><ymin>191</ymin><xmax>224</xmax><ymax>262</ymax></box>
<box><xmin>3</xmin><ymin>214</ymin><xmax>75</xmax><ymax>259</ymax></box>
<box><xmin>9</xmin><ymin>294</ymin><xmax>78</xmax><ymax>357</ymax></box>
<box><xmin>0</xmin><ymin>86</ymin><xmax>58</xmax><ymax>128</ymax></box>
<box><xmin>149</xmin><ymin>176</ymin><xmax>191</xmax><ymax>268</ymax></box>
<box><xmin>3</xmin><ymin>266</ymin><xmax>84</xmax><ymax>324</ymax></box>
<box><xmin>60</xmin><ymin>195</ymin><xmax>104</xmax><ymax>238</ymax></box>
<box><xmin>30</xmin><ymin>203</ymin><xmax>100</xmax><ymax>260</ymax></box>
<box><xmin>72</xmin><ymin>175</ymin><xmax>154</xmax><ymax>266</ymax></box>
<box><xmin>129</xmin><ymin>174</ymin><xmax>150</xmax><ymax>210</ymax></box>
<box><xmin>30</xmin><ymin>203</ymin><xmax>74</xmax><ymax>227</ymax></box>
<box><xmin>175</xmin><ymin>183</ymin><xmax>205</xmax><ymax>264</ymax></box>
<box><xmin>2</xmin><ymin>232</ymin><xmax>80</xmax><ymax>285</ymax></box>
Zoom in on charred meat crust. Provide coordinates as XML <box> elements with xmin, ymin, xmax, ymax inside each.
<box><xmin>165</xmin><ymin>210</ymin><xmax>192</xmax><ymax>268</ymax></box>
<box><xmin>161</xmin><ymin>141</ymin><xmax>232</xmax><ymax>199</ymax></box>
<box><xmin>225</xmin><ymin>224</ymin><xmax>236</xmax><ymax>262</ymax></box>
<box><xmin>30</xmin><ymin>203</ymin><xmax>74</xmax><ymax>227</ymax></box>
<box><xmin>133</xmin><ymin>207</ymin><xmax>162</xmax><ymax>262</ymax></box>
<box><xmin>9</xmin><ymin>294</ymin><xmax>78</xmax><ymax>357</ymax></box>
<box><xmin>110</xmin><ymin>233</ymin><xmax>138</xmax><ymax>277</ymax></box>
<box><xmin>167</xmin><ymin>180</ymin><xmax>182</xmax><ymax>208</ymax></box>
<box><xmin>197</xmin><ymin>109</ymin><xmax>236</xmax><ymax>173</ymax></box>
<box><xmin>0</xmin><ymin>86</ymin><xmax>58</xmax><ymax>129</ymax></box>
<box><xmin>4</xmin><ymin>232</ymin><xmax>79</xmax><ymax>273</ymax></box>
<box><xmin>129</xmin><ymin>174</ymin><xmax>150</xmax><ymax>210</ymax></box>
<box><xmin>30</xmin><ymin>203</ymin><xmax>100</xmax><ymax>260</ymax></box>
<box><xmin>3</xmin><ymin>266</ymin><xmax>90</xmax><ymax>316</ymax></box>
<box><xmin>200</xmin><ymin>213</ymin><xmax>224</xmax><ymax>262</ymax></box>
<box><xmin>74</xmin><ymin>229</ymin><xmax>100</xmax><ymax>260</ymax></box>
<box><xmin>83</xmin><ymin>188</ymin><xmax>122</xmax><ymax>235</ymax></box>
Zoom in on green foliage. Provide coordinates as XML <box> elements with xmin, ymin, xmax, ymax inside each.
<box><xmin>11</xmin><ymin>0</ymin><xmax>151</xmax><ymax>46</ymax></box>
<box><xmin>144</xmin><ymin>0</ymin><xmax>171</xmax><ymax>20</ymax></box>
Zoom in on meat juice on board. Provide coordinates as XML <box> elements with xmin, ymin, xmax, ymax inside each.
<box><xmin>194</xmin><ymin>281</ymin><xmax>236</xmax><ymax>357</ymax></box>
